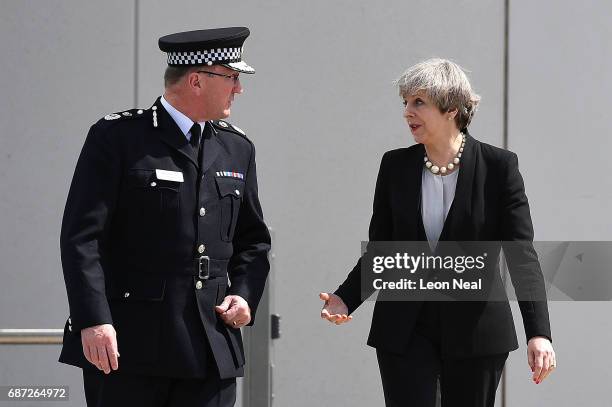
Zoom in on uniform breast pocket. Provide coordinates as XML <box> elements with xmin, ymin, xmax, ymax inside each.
<box><xmin>215</xmin><ymin>177</ymin><xmax>245</xmax><ymax>242</ymax></box>
<box><xmin>126</xmin><ymin>169</ymin><xmax>181</xmax><ymax>221</ymax></box>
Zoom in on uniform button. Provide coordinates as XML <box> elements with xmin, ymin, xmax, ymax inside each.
<box><xmin>68</xmin><ymin>325</ymin><xmax>72</xmax><ymax>332</ymax></box>
<box><xmin>235</xmin><ymin>189</ymin><xmax>240</xmax><ymax>196</ymax></box>
<box><xmin>199</xmin><ymin>207</ymin><xmax>206</xmax><ymax>217</ymax></box>
<box><xmin>197</xmin><ymin>244</ymin><xmax>205</xmax><ymax>254</ymax></box>
<box><xmin>124</xmin><ymin>292</ymin><xmax>130</xmax><ymax>298</ymax></box>
<box><xmin>195</xmin><ymin>281</ymin><xmax>203</xmax><ymax>290</ymax></box>
<box><xmin>150</xmin><ymin>182</ymin><xmax>157</xmax><ymax>187</ymax></box>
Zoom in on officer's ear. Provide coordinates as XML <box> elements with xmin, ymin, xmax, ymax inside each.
<box><xmin>187</xmin><ymin>70</ymin><xmax>204</xmax><ymax>92</ymax></box>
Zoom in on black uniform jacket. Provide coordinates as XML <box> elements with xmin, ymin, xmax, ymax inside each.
<box><xmin>59</xmin><ymin>98</ymin><xmax>271</xmax><ymax>379</ymax></box>
<box><xmin>334</xmin><ymin>132</ymin><xmax>552</xmax><ymax>359</ymax></box>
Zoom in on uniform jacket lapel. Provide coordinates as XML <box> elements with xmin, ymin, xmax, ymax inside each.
<box><xmin>201</xmin><ymin>123</ymin><xmax>222</xmax><ymax>175</ymax></box>
<box><xmin>153</xmin><ymin>98</ymin><xmax>199</xmax><ymax>168</ymax></box>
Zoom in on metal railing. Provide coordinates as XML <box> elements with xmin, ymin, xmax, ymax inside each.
<box><xmin>0</xmin><ymin>329</ymin><xmax>63</xmax><ymax>345</ymax></box>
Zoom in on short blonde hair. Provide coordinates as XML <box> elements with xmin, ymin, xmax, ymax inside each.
<box><xmin>395</xmin><ymin>58</ymin><xmax>481</xmax><ymax>130</ymax></box>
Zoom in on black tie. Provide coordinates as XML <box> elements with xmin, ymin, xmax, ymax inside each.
<box><xmin>189</xmin><ymin>122</ymin><xmax>201</xmax><ymax>158</ymax></box>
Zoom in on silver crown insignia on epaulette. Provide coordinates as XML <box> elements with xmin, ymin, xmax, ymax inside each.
<box><xmin>104</xmin><ymin>109</ymin><xmax>145</xmax><ymax>121</ymax></box>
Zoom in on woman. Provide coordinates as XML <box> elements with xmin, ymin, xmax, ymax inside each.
<box><xmin>319</xmin><ymin>58</ymin><xmax>556</xmax><ymax>407</ymax></box>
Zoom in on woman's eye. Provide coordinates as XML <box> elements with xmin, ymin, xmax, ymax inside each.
<box><xmin>402</xmin><ymin>100</ymin><xmax>408</xmax><ymax>106</ymax></box>
<box><xmin>415</xmin><ymin>99</ymin><xmax>423</xmax><ymax>105</ymax></box>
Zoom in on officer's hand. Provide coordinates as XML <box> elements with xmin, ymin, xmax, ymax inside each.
<box><xmin>320</xmin><ymin>292</ymin><xmax>352</xmax><ymax>325</ymax></box>
<box><xmin>527</xmin><ymin>336</ymin><xmax>556</xmax><ymax>384</ymax></box>
<box><xmin>81</xmin><ymin>324</ymin><xmax>119</xmax><ymax>374</ymax></box>
<box><xmin>215</xmin><ymin>295</ymin><xmax>251</xmax><ymax>329</ymax></box>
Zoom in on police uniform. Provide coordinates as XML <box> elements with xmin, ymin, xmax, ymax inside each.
<box><xmin>59</xmin><ymin>27</ymin><xmax>270</xmax><ymax>406</ymax></box>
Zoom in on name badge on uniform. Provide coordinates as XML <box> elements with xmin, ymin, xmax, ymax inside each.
<box><xmin>155</xmin><ymin>169</ymin><xmax>184</xmax><ymax>182</ymax></box>
<box><xmin>216</xmin><ymin>171</ymin><xmax>244</xmax><ymax>180</ymax></box>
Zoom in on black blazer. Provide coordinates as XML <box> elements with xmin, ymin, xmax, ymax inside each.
<box><xmin>334</xmin><ymin>132</ymin><xmax>551</xmax><ymax>358</ymax></box>
<box><xmin>59</xmin><ymin>98</ymin><xmax>271</xmax><ymax>379</ymax></box>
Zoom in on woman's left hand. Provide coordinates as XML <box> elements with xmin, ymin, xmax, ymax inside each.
<box><xmin>527</xmin><ymin>336</ymin><xmax>556</xmax><ymax>384</ymax></box>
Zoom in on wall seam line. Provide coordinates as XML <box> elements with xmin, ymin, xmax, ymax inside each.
<box><xmin>133</xmin><ymin>0</ymin><xmax>139</xmax><ymax>108</ymax></box>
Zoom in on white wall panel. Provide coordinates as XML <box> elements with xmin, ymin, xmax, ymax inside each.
<box><xmin>137</xmin><ymin>2</ymin><xmax>505</xmax><ymax>405</ymax></box>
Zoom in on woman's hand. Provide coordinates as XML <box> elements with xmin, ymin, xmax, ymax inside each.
<box><xmin>527</xmin><ymin>336</ymin><xmax>556</xmax><ymax>384</ymax></box>
<box><xmin>319</xmin><ymin>292</ymin><xmax>352</xmax><ymax>325</ymax></box>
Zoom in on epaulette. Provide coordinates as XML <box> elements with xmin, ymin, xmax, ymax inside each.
<box><xmin>211</xmin><ymin>120</ymin><xmax>247</xmax><ymax>137</ymax></box>
<box><xmin>102</xmin><ymin>108</ymin><xmax>147</xmax><ymax>122</ymax></box>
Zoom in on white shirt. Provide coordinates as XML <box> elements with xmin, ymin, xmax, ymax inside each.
<box><xmin>421</xmin><ymin>168</ymin><xmax>459</xmax><ymax>251</ymax></box>
<box><xmin>160</xmin><ymin>95</ymin><xmax>205</xmax><ymax>141</ymax></box>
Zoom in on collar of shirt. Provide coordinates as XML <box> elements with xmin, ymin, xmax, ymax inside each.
<box><xmin>160</xmin><ymin>95</ymin><xmax>206</xmax><ymax>141</ymax></box>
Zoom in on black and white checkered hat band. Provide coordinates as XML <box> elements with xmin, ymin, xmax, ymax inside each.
<box><xmin>167</xmin><ymin>47</ymin><xmax>242</xmax><ymax>65</ymax></box>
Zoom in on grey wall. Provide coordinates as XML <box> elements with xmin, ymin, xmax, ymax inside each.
<box><xmin>0</xmin><ymin>1</ymin><xmax>609</xmax><ymax>406</ymax></box>
<box><xmin>505</xmin><ymin>1</ymin><xmax>612</xmax><ymax>405</ymax></box>
<box><xmin>0</xmin><ymin>2</ymin><xmax>135</xmax><ymax>406</ymax></box>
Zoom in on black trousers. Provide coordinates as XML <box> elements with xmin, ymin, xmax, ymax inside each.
<box><xmin>83</xmin><ymin>369</ymin><xmax>236</xmax><ymax>407</ymax></box>
<box><xmin>376</xmin><ymin>303</ymin><xmax>508</xmax><ymax>407</ymax></box>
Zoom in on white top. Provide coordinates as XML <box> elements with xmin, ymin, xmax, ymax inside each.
<box><xmin>160</xmin><ymin>95</ymin><xmax>205</xmax><ymax>141</ymax></box>
<box><xmin>421</xmin><ymin>168</ymin><xmax>459</xmax><ymax>251</ymax></box>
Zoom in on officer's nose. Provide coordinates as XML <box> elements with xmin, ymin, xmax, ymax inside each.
<box><xmin>233</xmin><ymin>78</ymin><xmax>243</xmax><ymax>94</ymax></box>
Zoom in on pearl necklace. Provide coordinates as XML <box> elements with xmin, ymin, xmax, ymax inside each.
<box><xmin>424</xmin><ymin>133</ymin><xmax>465</xmax><ymax>175</ymax></box>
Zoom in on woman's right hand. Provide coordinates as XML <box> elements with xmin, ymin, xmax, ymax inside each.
<box><xmin>319</xmin><ymin>292</ymin><xmax>352</xmax><ymax>325</ymax></box>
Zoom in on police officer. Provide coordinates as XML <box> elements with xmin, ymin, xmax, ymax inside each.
<box><xmin>59</xmin><ymin>27</ymin><xmax>270</xmax><ymax>407</ymax></box>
